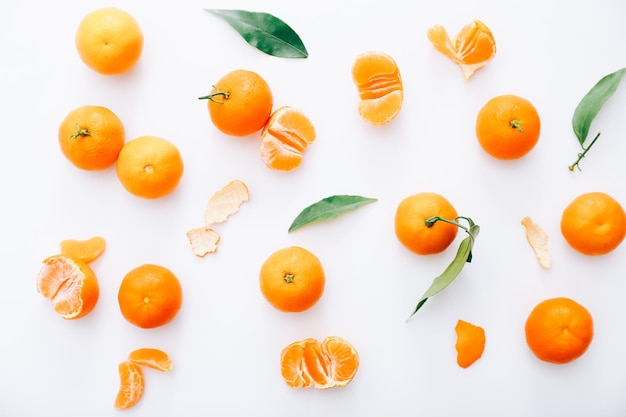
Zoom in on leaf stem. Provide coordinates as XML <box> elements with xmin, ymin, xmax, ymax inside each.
<box><xmin>568</xmin><ymin>131</ymin><xmax>601</xmax><ymax>171</ymax></box>
<box><xmin>425</xmin><ymin>215</ymin><xmax>470</xmax><ymax>233</ymax></box>
<box><xmin>509</xmin><ymin>119</ymin><xmax>524</xmax><ymax>132</ymax></box>
<box><xmin>198</xmin><ymin>85</ymin><xmax>230</xmax><ymax>104</ymax></box>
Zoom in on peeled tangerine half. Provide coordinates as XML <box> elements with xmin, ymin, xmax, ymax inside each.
<box><xmin>455</xmin><ymin>319</ymin><xmax>486</xmax><ymax>368</ymax></box>
<box><xmin>260</xmin><ymin>106</ymin><xmax>316</xmax><ymax>171</ymax></box>
<box><xmin>36</xmin><ymin>255</ymin><xmax>100</xmax><ymax>319</ymax></box>
<box><xmin>427</xmin><ymin>19</ymin><xmax>496</xmax><ymax>81</ymax></box>
<box><xmin>280</xmin><ymin>336</ymin><xmax>359</xmax><ymax>389</ymax></box>
<box><xmin>352</xmin><ymin>51</ymin><xmax>403</xmax><ymax>126</ymax></box>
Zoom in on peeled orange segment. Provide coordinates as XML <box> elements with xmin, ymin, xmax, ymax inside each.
<box><xmin>114</xmin><ymin>360</ymin><xmax>144</xmax><ymax>410</ymax></box>
<box><xmin>521</xmin><ymin>216</ymin><xmax>551</xmax><ymax>269</ymax></box>
<box><xmin>260</xmin><ymin>106</ymin><xmax>316</xmax><ymax>171</ymax></box>
<box><xmin>186</xmin><ymin>227</ymin><xmax>220</xmax><ymax>257</ymax></box>
<box><xmin>280</xmin><ymin>336</ymin><xmax>359</xmax><ymax>389</ymax></box>
<box><xmin>36</xmin><ymin>255</ymin><xmax>100</xmax><ymax>319</ymax></box>
<box><xmin>455</xmin><ymin>319</ymin><xmax>486</xmax><ymax>368</ymax></box>
<box><xmin>128</xmin><ymin>348</ymin><xmax>173</xmax><ymax>372</ymax></box>
<box><xmin>59</xmin><ymin>236</ymin><xmax>106</xmax><ymax>263</ymax></box>
<box><xmin>427</xmin><ymin>19</ymin><xmax>496</xmax><ymax>81</ymax></box>
<box><xmin>204</xmin><ymin>179</ymin><xmax>250</xmax><ymax>225</ymax></box>
<box><xmin>352</xmin><ymin>51</ymin><xmax>403</xmax><ymax>125</ymax></box>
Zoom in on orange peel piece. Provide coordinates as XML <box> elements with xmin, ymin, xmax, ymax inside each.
<box><xmin>521</xmin><ymin>216</ymin><xmax>551</xmax><ymax>269</ymax></box>
<box><xmin>427</xmin><ymin>19</ymin><xmax>496</xmax><ymax>81</ymax></box>
<box><xmin>204</xmin><ymin>179</ymin><xmax>250</xmax><ymax>225</ymax></box>
<box><xmin>186</xmin><ymin>227</ymin><xmax>220</xmax><ymax>257</ymax></box>
<box><xmin>455</xmin><ymin>319</ymin><xmax>486</xmax><ymax>368</ymax></box>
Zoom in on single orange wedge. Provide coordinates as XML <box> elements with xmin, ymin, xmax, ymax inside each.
<box><xmin>59</xmin><ymin>236</ymin><xmax>106</xmax><ymax>263</ymax></box>
<box><xmin>260</xmin><ymin>106</ymin><xmax>316</xmax><ymax>171</ymax></box>
<box><xmin>36</xmin><ymin>255</ymin><xmax>99</xmax><ymax>319</ymax></box>
<box><xmin>352</xmin><ymin>51</ymin><xmax>403</xmax><ymax>126</ymax></box>
<box><xmin>128</xmin><ymin>348</ymin><xmax>173</xmax><ymax>372</ymax></box>
<box><xmin>114</xmin><ymin>360</ymin><xmax>144</xmax><ymax>410</ymax></box>
<box><xmin>427</xmin><ymin>19</ymin><xmax>496</xmax><ymax>80</ymax></box>
<box><xmin>455</xmin><ymin>319</ymin><xmax>486</xmax><ymax>368</ymax></box>
<box><xmin>280</xmin><ymin>336</ymin><xmax>359</xmax><ymax>389</ymax></box>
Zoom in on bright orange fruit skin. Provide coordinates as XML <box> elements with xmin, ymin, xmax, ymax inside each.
<box><xmin>560</xmin><ymin>191</ymin><xmax>626</xmax><ymax>256</ymax></box>
<box><xmin>58</xmin><ymin>105</ymin><xmax>125</xmax><ymax>170</ymax></box>
<box><xmin>475</xmin><ymin>94</ymin><xmax>541</xmax><ymax>160</ymax></box>
<box><xmin>259</xmin><ymin>246</ymin><xmax>325</xmax><ymax>313</ymax></box>
<box><xmin>205</xmin><ymin>69</ymin><xmax>273</xmax><ymax>137</ymax></box>
<box><xmin>455</xmin><ymin>319</ymin><xmax>486</xmax><ymax>368</ymax></box>
<box><xmin>118</xmin><ymin>264</ymin><xmax>183</xmax><ymax>329</ymax></box>
<box><xmin>75</xmin><ymin>7</ymin><xmax>144</xmax><ymax>75</ymax></box>
<box><xmin>525</xmin><ymin>297</ymin><xmax>594</xmax><ymax>364</ymax></box>
<box><xmin>116</xmin><ymin>135</ymin><xmax>184</xmax><ymax>199</ymax></box>
<box><xmin>394</xmin><ymin>192</ymin><xmax>459</xmax><ymax>255</ymax></box>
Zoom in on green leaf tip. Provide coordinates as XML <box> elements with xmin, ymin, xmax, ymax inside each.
<box><xmin>205</xmin><ymin>9</ymin><xmax>309</xmax><ymax>58</ymax></box>
<box><xmin>288</xmin><ymin>195</ymin><xmax>377</xmax><ymax>233</ymax></box>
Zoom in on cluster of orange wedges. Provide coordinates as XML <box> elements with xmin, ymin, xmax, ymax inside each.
<box><xmin>115</xmin><ymin>348</ymin><xmax>173</xmax><ymax>410</ymax></box>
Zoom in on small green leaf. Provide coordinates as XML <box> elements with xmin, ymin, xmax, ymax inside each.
<box><xmin>206</xmin><ymin>9</ymin><xmax>308</xmax><ymax>58</ymax></box>
<box><xmin>573</xmin><ymin>67</ymin><xmax>626</xmax><ymax>145</ymax></box>
<box><xmin>288</xmin><ymin>195</ymin><xmax>377</xmax><ymax>232</ymax></box>
<box><xmin>407</xmin><ymin>222</ymin><xmax>480</xmax><ymax>320</ymax></box>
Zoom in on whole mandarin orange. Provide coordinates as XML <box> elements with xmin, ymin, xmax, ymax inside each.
<box><xmin>475</xmin><ymin>94</ymin><xmax>540</xmax><ymax>160</ymax></box>
<box><xmin>560</xmin><ymin>191</ymin><xmax>626</xmax><ymax>256</ymax></box>
<box><xmin>394</xmin><ymin>192</ymin><xmax>459</xmax><ymax>255</ymax></box>
<box><xmin>200</xmin><ymin>69</ymin><xmax>273</xmax><ymax>137</ymax></box>
<box><xmin>525</xmin><ymin>297</ymin><xmax>593</xmax><ymax>364</ymax></box>
<box><xmin>118</xmin><ymin>264</ymin><xmax>183</xmax><ymax>329</ymax></box>
<box><xmin>259</xmin><ymin>246</ymin><xmax>325</xmax><ymax>313</ymax></box>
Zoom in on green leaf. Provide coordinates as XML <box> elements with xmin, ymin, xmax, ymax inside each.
<box><xmin>288</xmin><ymin>195</ymin><xmax>377</xmax><ymax>233</ymax></box>
<box><xmin>572</xmin><ymin>67</ymin><xmax>626</xmax><ymax>145</ymax></box>
<box><xmin>205</xmin><ymin>9</ymin><xmax>308</xmax><ymax>58</ymax></box>
<box><xmin>407</xmin><ymin>222</ymin><xmax>480</xmax><ymax>320</ymax></box>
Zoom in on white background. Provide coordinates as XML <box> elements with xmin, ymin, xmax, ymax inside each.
<box><xmin>1</xmin><ymin>0</ymin><xmax>626</xmax><ymax>416</ymax></box>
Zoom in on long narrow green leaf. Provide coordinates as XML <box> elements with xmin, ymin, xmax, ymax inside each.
<box><xmin>206</xmin><ymin>9</ymin><xmax>308</xmax><ymax>58</ymax></box>
<box><xmin>572</xmin><ymin>67</ymin><xmax>626</xmax><ymax>145</ymax></box>
<box><xmin>288</xmin><ymin>195</ymin><xmax>377</xmax><ymax>232</ymax></box>
<box><xmin>407</xmin><ymin>224</ymin><xmax>480</xmax><ymax>320</ymax></box>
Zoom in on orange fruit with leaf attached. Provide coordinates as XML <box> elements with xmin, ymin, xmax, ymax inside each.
<box><xmin>525</xmin><ymin>297</ymin><xmax>594</xmax><ymax>364</ymax></box>
<box><xmin>260</xmin><ymin>106</ymin><xmax>316</xmax><ymax>171</ymax></box>
<box><xmin>352</xmin><ymin>51</ymin><xmax>403</xmax><ymax>125</ymax></box>
<box><xmin>114</xmin><ymin>360</ymin><xmax>144</xmax><ymax>409</ymax></box>
<box><xmin>75</xmin><ymin>7</ymin><xmax>143</xmax><ymax>75</ymax></box>
<box><xmin>36</xmin><ymin>255</ymin><xmax>99</xmax><ymax>319</ymax></box>
<box><xmin>259</xmin><ymin>246</ymin><xmax>325</xmax><ymax>313</ymax></box>
<box><xmin>200</xmin><ymin>69</ymin><xmax>273</xmax><ymax>137</ymax></box>
<box><xmin>280</xmin><ymin>336</ymin><xmax>359</xmax><ymax>389</ymax></box>
<box><xmin>394</xmin><ymin>192</ymin><xmax>459</xmax><ymax>255</ymax></box>
<box><xmin>116</xmin><ymin>135</ymin><xmax>184</xmax><ymax>199</ymax></box>
<box><xmin>455</xmin><ymin>319</ymin><xmax>486</xmax><ymax>368</ymax></box>
<box><xmin>475</xmin><ymin>94</ymin><xmax>541</xmax><ymax>160</ymax></box>
<box><xmin>60</xmin><ymin>236</ymin><xmax>106</xmax><ymax>263</ymax></box>
<box><xmin>118</xmin><ymin>264</ymin><xmax>183</xmax><ymax>329</ymax></box>
<box><xmin>58</xmin><ymin>105</ymin><xmax>125</xmax><ymax>170</ymax></box>
<box><xmin>560</xmin><ymin>192</ymin><xmax>626</xmax><ymax>256</ymax></box>
<box><xmin>427</xmin><ymin>19</ymin><xmax>496</xmax><ymax>81</ymax></box>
